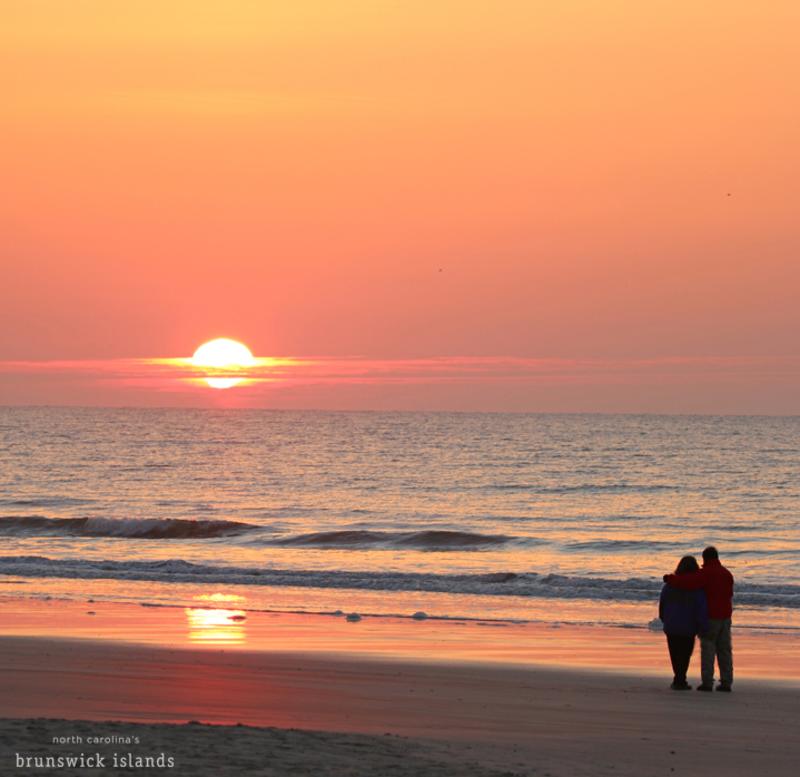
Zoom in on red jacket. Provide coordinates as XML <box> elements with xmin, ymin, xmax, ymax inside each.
<box><xmin>664</xmin><ymin>558</ymin><xmax>734</xmax><ymax>620</ymax></box>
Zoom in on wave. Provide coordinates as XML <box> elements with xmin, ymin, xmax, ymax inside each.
<box><xmin>721</xmin><ymin>548</ymin><xmax>800</xmax><ymax>557</ymax></box>
<box><xmin>566</xmin><ymin>539</ymin><xmax>681</xmax><ymax>552</ymax></box>
<box><xmin>0</xmin><ymin>497</ymin><xmax>95</xmax><ymax>508</ymax></box>
<box><xmin>697</xmin><ymin>524</ymin><xmax>768</xmax><ymax>533</ymax></box>
<box><xmin>2</xmin><ymin>556</ymin><xmax>798</xmax><ymax>609</ymax></box>
<box><xmin>0</xmin><ymin>515</ymin><xmax>258</xmax><ymax>539</ymax></box>
<box><xmin>269</xmin><ymin>529</ymin><xmax>513</xmax><ymax>550</ymax></box>
<box><xmin>0</xmin><ymin>517</ymin><xmax>520</xmax><ymax>550</ymax></box>
<box><xmin>484</xmin><ymin>483</ymin><xmax>678</xmax><ymax>494</ymax></box>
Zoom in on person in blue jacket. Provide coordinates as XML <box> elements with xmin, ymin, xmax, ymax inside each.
<box><xmin>659</xmin><ymin>555</ymin><xmax>709</xmax><ymax>690</ymax></box>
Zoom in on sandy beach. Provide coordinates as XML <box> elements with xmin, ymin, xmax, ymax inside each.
<box><xmin>2</xmin><ymin>600</ymin><xmax>799</xmax><ymax>776</ymax></box>
<box><xmin>2</xmin><ymin>717</ymin><xmax>534</xmax><ymax>777</ymax></box>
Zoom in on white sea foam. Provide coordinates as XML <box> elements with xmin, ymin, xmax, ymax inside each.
<box><xmin>1</xmin><ymin>556</ymin><xmax>798</xmax><ymax>609</ymax></box>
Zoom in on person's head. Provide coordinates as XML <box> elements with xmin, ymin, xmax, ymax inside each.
<box><xmin>702</xmin><ymin>546</ymin><xmax>719</xmax><ymax>562</ymax></box>
<box><xmin>675</xmin><ymin>555</ymin><xmax>700</xmax><ymax>575</ymax></box>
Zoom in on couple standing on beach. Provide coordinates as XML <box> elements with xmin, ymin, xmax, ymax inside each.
<box><xmin>659</xmin><ymin>546</ymin><xmax>734</xmax><ymax>692</ymax></box>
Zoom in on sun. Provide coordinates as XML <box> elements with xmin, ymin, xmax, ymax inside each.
<box><xmin>192</xmin><ymin>338</ymin><xmax>255</xmax><ymax>369</ymax></box>
<box><xmin>191</xmin><ymin>338</ymin><xmax>255</xmax><ymax>389</ymax></box>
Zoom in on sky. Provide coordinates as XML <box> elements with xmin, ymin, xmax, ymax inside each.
<box><xmin>1</xmin><ymin>1</ymin><xmax>799</xmax><ymax>412</ymax></box>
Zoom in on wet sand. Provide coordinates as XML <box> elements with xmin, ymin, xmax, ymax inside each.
<box><xmin>2</xmin><ymin>596</ymin><xmax>799</xmax><ymax>678</ymax></box>
<box><xmin>1</xmin><ymin>599</ymin><xmax>799</xmax><ymax>776</ymax></box>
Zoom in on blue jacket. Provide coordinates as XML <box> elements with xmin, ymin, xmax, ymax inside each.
<box><xmin>659</xmin><ymin>584</ymin><xmax>709</xmax><ymax>636</ymax></box>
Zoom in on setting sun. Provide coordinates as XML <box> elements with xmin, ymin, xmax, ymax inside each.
<box><xmin>192</xmin><ymin>338</ymin><xmax>255</xmax><ymax>389</ymax></box>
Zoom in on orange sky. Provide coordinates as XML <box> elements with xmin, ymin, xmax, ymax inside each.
<box><xmin>1</xmin><ymin>2</ymin><xmax>799</xmax><ymax>411</ymax></box>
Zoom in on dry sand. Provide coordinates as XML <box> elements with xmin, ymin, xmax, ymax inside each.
<box><xmin>1</xmin><ymin>633</ymin><xmax>799</xmax><ymax>776</ymax></box>
<box><xmin>2</xmin><ymin>719</ymin><xmax>527</xmax><ymax>777</ymax></box>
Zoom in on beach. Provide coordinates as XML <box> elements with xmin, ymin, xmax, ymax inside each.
<box><xmin>2</xmin><ymin>410</ymin><xmax>799</xmax><ymax>774</ymax></box>
<box><xmin>2</xmin><ymin>599</ymin><xmax>799</xmax><ymax>776</ymax></box>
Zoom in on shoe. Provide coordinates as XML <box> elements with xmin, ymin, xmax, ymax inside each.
<box><xmin>696</xmin><ymin>684</ymin><xmax>713</xmax><ymax>692</ymax></box>
<box><xmin>716</xmin><ymin>684</ymin><xmax>732</xmax><ymax>693</ymax></box>
<box><xmin>670</xmin><ymin>682</ymin><xmax>691</xmax><ymax>691</ymax></box>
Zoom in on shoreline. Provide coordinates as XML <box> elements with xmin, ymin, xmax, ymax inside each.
<box><xmin>2</xmin><ymin>595</ymin><xmax>799</xmax><ymax>680</ymax></box>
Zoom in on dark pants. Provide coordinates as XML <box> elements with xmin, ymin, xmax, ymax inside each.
<box><xmin>666</xmin><ymin>633</ymin><xmax>695</xmax><ymax>684</ymax></box>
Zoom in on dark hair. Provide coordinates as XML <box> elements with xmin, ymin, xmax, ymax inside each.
<box><xmin>702</xmin><ymin>546</ymin><xmax>719</xmax><ymax>561</ymax></box>
<box><xmin>675</xmin><ymin>555</ymin><xmax>700</xmax><ymax>575</ymax></box>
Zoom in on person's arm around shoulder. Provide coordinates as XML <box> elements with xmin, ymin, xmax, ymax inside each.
<box><xmin>663</xmin><ymin>569</ymin><xmax>705</xmax><ymax>590</ymax></box>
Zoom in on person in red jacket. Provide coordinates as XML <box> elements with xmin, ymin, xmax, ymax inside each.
<box><xmin>663</xmin><ymin>546</ymin><xmax>734</xmax><ymax>692</ymax></box>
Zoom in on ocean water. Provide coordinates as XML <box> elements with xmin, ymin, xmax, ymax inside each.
<box><xmin>1</xmin><ymin>408</ymin><xmax>798</xmax><ymax>631</ymax></box>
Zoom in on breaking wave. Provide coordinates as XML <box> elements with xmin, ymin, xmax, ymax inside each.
<box><xmin>0</xmin><ymin>518</ymin><xmax>522</xmax><ymax>550</ymax></box>
<box><xmin>0</xmin><ymin>515</ymin><xmax>258</xmax><ymax>540</ymax></box>
<box><xmin>269</xmin><ymin>529</ymin><xmax>512</xmax><ymax>550</ymax></box>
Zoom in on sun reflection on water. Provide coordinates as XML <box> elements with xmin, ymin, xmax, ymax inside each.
<box><xmin>185</xmin><ymin>601</ymin><xmax>248</xmax><ymax>645</ymax></box>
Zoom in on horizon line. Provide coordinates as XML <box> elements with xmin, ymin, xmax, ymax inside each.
<box><xmin>2</xmin><ymin>404</ymin><xmax>799</xmax><ymax>419</ymax></box>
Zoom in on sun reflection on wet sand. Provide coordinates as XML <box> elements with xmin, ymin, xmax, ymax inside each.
<box><xmin>185</xmin><ymin>607</ymin><xmax>248</xmax><ymax>645</ymax></box>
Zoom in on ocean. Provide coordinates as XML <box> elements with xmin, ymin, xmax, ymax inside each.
<box><xmin>1</xmin><ymin>408</ymin><xmax>798</xmax><ymax>632</ymax></box>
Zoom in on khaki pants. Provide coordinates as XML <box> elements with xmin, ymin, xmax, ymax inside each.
<box><xmin>700</xmin><ymin>618</ymin><xmax>733</xmax><ymax>687</ymax></box>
